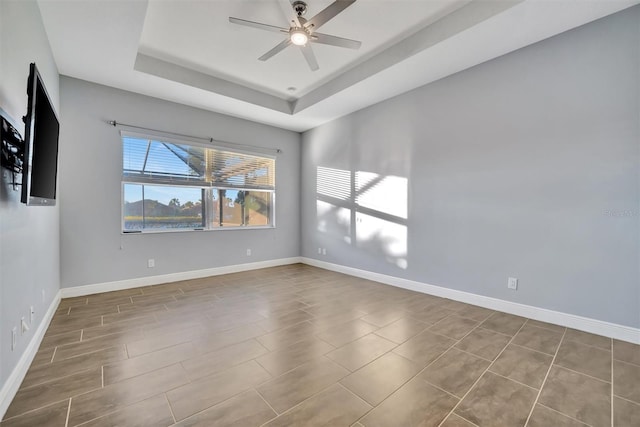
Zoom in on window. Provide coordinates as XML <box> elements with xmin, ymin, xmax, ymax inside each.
<box><xmin>122</xmin><ymin>133</ymin><xmax>275</xmax><ymax>232</ymax></box>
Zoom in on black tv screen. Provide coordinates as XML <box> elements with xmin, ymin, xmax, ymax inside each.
<box><xmin>21</xmin><ymin>63</ymin><xmax>59</xmax><ymax>206</ymax></box>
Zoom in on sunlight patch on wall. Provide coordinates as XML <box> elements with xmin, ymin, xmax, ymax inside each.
<box><xmin>356</xmin><ymin>213</ymin><xmax>408</xmax><ymax>269</ymax></box>
<box><xmin>317</xmin><ymin>166</ymin><xmax>351</xmax><ymax>201</ymax></box>
<box><xmin>316</xmin><ymin>200</ymin><xmax>352</xmax><ymax>244</ymax></box>
<box><xmin>356</xmin><ymin>172</ymin><xmax>408</xmax><ymax>219</ymax></box>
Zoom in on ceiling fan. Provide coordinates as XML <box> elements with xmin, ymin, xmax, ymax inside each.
<box><xmin>229</xmin><ymin>0</ymin><xmax>361</xmax><ymax>71</ymax></box>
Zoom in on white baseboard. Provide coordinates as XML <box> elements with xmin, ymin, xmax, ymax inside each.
<box><xmin>301</xmin><ymin>257</ymin><xmax>640</xmax><ymax>345</ymax></box>
<box><xmin>0</xmin><ymin>289</ymin><xmax>61</xmax><ymax>420</ymax></box>
<box><xmin>60</xmin><ymin>257</ymin><xmax>303</xmax><ymax>298</ymax></box>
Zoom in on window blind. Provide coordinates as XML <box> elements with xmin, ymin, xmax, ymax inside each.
<box><xmin>123</xmin><ymin>136</ymin><xmax>275</xmax><ymax>189</ymax></box>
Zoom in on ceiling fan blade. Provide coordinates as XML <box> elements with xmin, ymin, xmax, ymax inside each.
<box><xmin>304</xmin><ymin>0</ymin><xmax>356</xmax><ymax>32</ymax></box>
<box><xmin>259</xmin><ymin>39</ymin><xmax>292</xmax><ymax>61</ymax></box>
<box><xmin>229</xmin><ymin>17</ymin><xmax>287</xmax><ymax>33</ymax></box>
<box><xmin>312</xmin><ymin>32</ymin><xmax>361</xmax><ymax>49</ymax></box>
<box><xmin>300</xmin><ymin>44</ymin><xmax>319</xmax><ymax>71</ymax></box>
<box><xmin>278</xmin><ymin>0</ymin><xmax>301</xmax><ymax>27</ymax></box>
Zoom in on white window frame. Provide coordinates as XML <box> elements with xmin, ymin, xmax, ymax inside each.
<box><xmin>120</xmin><ymin>131</ymin><xmax>276</xmax><ymax>234</ymax></box>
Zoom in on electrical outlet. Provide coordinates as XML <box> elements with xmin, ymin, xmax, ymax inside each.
<box><xmin>21</xmin><ymin>317</ymin><xmax>30</xmax><ymax>335</ymax></box>
<box><xmin>322</xmin><ymin>248</ymin><xmax>327</xmax><ymax>255</ymax></box>
<box><xmin>508</xmin><ymin>277</ymin><xmax>518</xmax><ymax>290</ymax></box>
<box><xmin>147</xmin><ymin>258</ymin><xmax>155</xmax><ymax>268</ymax></box>
<box><xmin>246</xmin><ymin>249</ymin><xmax>251</xmax><ymax>256</ymax></box>
<box><xmin>318</xmin><ymin>247</ymin><xmax>322</xmax><ymax>254</ymax></box>
<box><xmin>11</xmin><ymin>327</ymin><xmax>17</xmax><ymax>351</ymax></box>
<box><xmin>30</xmin><ymin>306</ymin><xmax>35</xmax><ymax>324</ymax></box>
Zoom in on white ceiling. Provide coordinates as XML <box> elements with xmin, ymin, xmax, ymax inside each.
<box><xmin>38</xmin><ymin>0</ymin><xmax>638</xmax><ymax>132</ymax></box>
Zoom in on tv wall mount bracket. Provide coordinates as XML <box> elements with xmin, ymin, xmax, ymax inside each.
<box><xmin>1</xmin><ymin>109</ymin><xmax>25</xmax><ymax>190</ymax></box>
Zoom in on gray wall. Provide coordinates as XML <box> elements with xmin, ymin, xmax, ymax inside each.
<box><xmin>0</xmin><ymin>0</ymin><xmax>60</xmax><ymax>390</ymax></box>
<box><xmin>301</xmin><ymin>7</ymin><xmax>640</xmax><ymax>328</ymax></box>
<box><xmin>59</xmin><ymin>78</ymin><xmax>301</xmax><ymax>288</ymax></box>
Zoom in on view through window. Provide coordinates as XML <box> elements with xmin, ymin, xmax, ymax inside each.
<box><xmin>121</xmin><ymin>134</ymin><xmax>275</xmax><ymax>231</ymax></box>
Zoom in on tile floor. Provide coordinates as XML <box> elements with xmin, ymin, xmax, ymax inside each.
<box><xmin>1</xmin><ymin>264</ymin><xmax>638</xmax><ymax>426</ymax></box>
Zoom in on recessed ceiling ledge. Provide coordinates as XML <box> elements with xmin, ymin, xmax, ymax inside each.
<box><xmin>133</xmin><ymin>53</ymin><xmax>294</xmax><ymax>115</ymax></box>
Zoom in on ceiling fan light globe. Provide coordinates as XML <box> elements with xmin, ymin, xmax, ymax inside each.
<box><xmin>290</xmin><ymin>30</ymin><xmax>309</xmax><ymax>46</ymax></box>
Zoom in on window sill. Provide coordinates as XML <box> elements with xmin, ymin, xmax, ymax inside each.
<box><xmin>121</xmin><ymin>225</ymin><xmax>275</xmax><ymax>235</ymax></box>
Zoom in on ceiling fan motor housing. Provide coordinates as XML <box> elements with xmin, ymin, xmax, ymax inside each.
<box><xmin>292</xmin><ymin>1</ymin><xmax>308</xmax><ymax>17</ymax></box>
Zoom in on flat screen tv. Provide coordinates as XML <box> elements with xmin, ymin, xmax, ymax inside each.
<box><xmin>21</xmin><ymin>63</ymin><xmax>59</xmax><ymax>206</ymax></box>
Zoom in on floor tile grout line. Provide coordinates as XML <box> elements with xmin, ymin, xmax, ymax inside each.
<box><xmin>1</xmin><ymin>397</ymin><xmax>73</xmax><ymax>423</ymax></box>
<box><xmin>509</xmin><ymin>341</ymin><xmax>558</xmax><ymax>357</ymax></box>
<box><xmin>485</xmin><ymin>369</ymin><xmax>539</xmax><ymax>392</ymax></box>
<box><xmin>613</xmin><ymin>394</ymin><xmax>640</xmax><ymax>406</ymax></box>
<box><xmin>64</xmin><ymin>398</ymin><xmax>72</xmax><ymax>427</ymax></box>
<box><xmin>552</xmin><ymin>363</ymin><xmax>612</xmax><ymax>384</ymax></box>
<box><xmin>611</xmin><ymin>337</ymin><xmax>614</xmax><ymax>427</ymax></box>
<box><xmin>436</xmin><ymin>321</ymin><xmax>529</xmax><ymax>427</ymax></box>
<box><xmin>164</xmin><ymin>393</ymin><xmax>177</xmax><ymax>424</ymax></box>
<box><xmin>254</xmin><ymin>387</ymin><xmax>280</xmax><ymax>420</ymax></box>
<box><xmin>536</xmin><ymin>402</ymin><xmax>594</xmax><ymax>426</ymax></box>
<box><xmin>522</xmin><ymin>327</ymin><xmax>567</xmax><ymax>426</ymax></box>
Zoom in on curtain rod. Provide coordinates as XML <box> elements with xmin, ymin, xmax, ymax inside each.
<box><xmin>107</xmin><ymin>120</ymin><xmax>282</xmax><ymax>154</ymax></box>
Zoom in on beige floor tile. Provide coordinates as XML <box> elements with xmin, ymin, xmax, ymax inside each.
<box><xmin>39</xmin><ymin>330</ymin><xmax>82</xmax><ymax>350</ymax></box>
<box><xmin>315</xmin><ymin>319</ymin><xmax>380</xmax><ymax>348</ymax></box>
<box><xmin>480</xmin><ymin>312</ymin><xmax>527</xmax><ymax>336</ymax></box>
<box><xmin>167</xmin><ymin>360</ymin><xmax>271</xmax><ymax>421</ymax></box>
<box><xmin>360</xmin><ymin>378</ymin><xmax>458</xmax><ymax>427</ymax></box>
<box><xmin>182</xmin><ymin>339</ymin><xmax>268</xmax><ymax>380</ymax></box>
<box><xmin>173</xmin><ymin>390</ymin><xmax>276</xmax><ymax>427</ymax></box>
<box><xmin>451</xmin><ymin>304</ymin><xmax>495</xmax><ymax>322</ymax></box>
<box><xmin>68</xmin><ymin>364</ymin><xmax>188</xmax><ymax>426</ymax></box>
<box><xmin>527</xmin><ymin>404</ymin><xmax>589</xmax><ymax>427</ymax></box>
<box><xmin>340</xmin><ymin>352</ymin><xmax>420</xmax><ymax>405</ymax></box>
<box><xmin>47</xmin><ymin>314</ymin><xmax>102</xmax><ymax>336</ymax></box>
<box><xmin>257</xmin><ymin>321</ymin><xmax>317</xmax><ymax>351</ymax></box>
<box><xmin>360</xmin><ymin>310</ymin><xmax>406</xmax><ymax>328</ymax></box>
<box><xmin>393</xmin><ymin>330</ymin><xmax>454</xmax><ymax>367</ymax></box>
<box><xmin>373</xmin><ymin>317</ymin><xmax>428</xmax><ymax>344</ymax></box>
<box><xmin>525</xmin><ymin>319</ymin><xmax>566</xmax><ymax>333</ymax></box>
<box><xmin>103</xmin><ymin>342</ymin><xmax>197</xmax><ymax>385</ymax></box>
<box><xmin>555</xmin><ymin>339</ymin><xmax>611</xmax><ymax>381</ymax></box>
<box><xmin>538</xmin><ymin>366</ymin><xmax>611</xmax><ymax>427</ymax></box>
<box><xmin>30</xmin><ymin>347</ymin><xmax>55</xmax><ymax>367</ymax></box>
<box><xmin>256</xmin><ymin>337</ymin><xmax>334</xmax><ymax>377</ymax></box>
<box><xmin>0</xmin><ymin>399</ymin><xmax>69</xmax><ymax>427</ymax></box>
<box><xmin>455</xmin><ymin>372</ymin><xmax>537</xmax><ymax>426</ymax></box>
<box><xmin>613</xmin><ymin>360</ymin><xmax>640</xmax><ymax>403</ymax></box>
<box><xmin>257</xmin><ymin>357</ymin><xmax>348</xmax><ymax>414</ymax></box>
<box><xmin>490</xmin><ymin>344</ymin><xmax>552</xmax><ymax>389</ymax></box>
<box><xmin>256</xmin><ymin>309</ymin><xmax>314</xmax><ymax>332</ymax></box>
<box><xmin>66</xmin><ymin>303</ymin><xmax>119</xmax><ymax>318</ymax></box>
<box><xmin>125</xmin><ymin>328</ymin><xmax>200</xmax><ymax>358</ymax></box>
<box><xmin>613</xmin><ymin>340</ymin><xmax>640</xmax><ymax>366</ymax></box>
<box><xmin>22</xmin><ymin>346</ymin><xmax>126</xmax><ymax>388</ymax></box>
<box><xmin>54</xmin><ymin>331</ymin><xmax>142</xmax><ymax>361</ymax></box>
<box><xmin>81</xmin><ymin>320</ymin><xmax>152</xmax><ymax>341</ymax></box>
<box><xmin>439</xmin><ymin>414</ymin><xmax>476</xmax><ymax>426</ymax></box>
<box><xmin>455</xmin><ymin>328</ymin><xmax>511</xmax><ymax>361</ymax></box>
<box><xmin>512</xmin><ymin>324</ymin><xmax>563</xmax><ymax>355</ymax></box>
<box><xmin>327</xmin><ymin>334</ymin><xmax>396</xmax><ymax>372</ymax></box>
<box><xmin>5</xmin><ymin>368</ymin><xmax>101</xmax><ymax>419</ymax></box>
<box><xmin>428</xmin><ymin>315</ymin><xmax>479</xmax><ymax>340</ymax></box>
<box><xmin>408</xmin><ymin>307</ymin><xmax>455</xmax><ymax>324</ymax></box>
<box><xmin>264</xmin><ymin>384</ymin><xmax>370</xmax><ymax>427</ymax></box>
<box><xmin>613</xmin><ymin>397</ymin><xmax>640</xmax><ymax>427</ymax></box>
<box><xmin>76</xmin><ymin>394</ymin><xmax>174</xmax><ymax>427</ymax></box>
<box><xmin>419</xmin><ymin>348</ymin><xmax>490</xmax><ymax>398</ymax></box>
<box><xmin>564</xmin><ymin>329</ymin><xmax>611</xmax><ymax>350</ymax></box>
